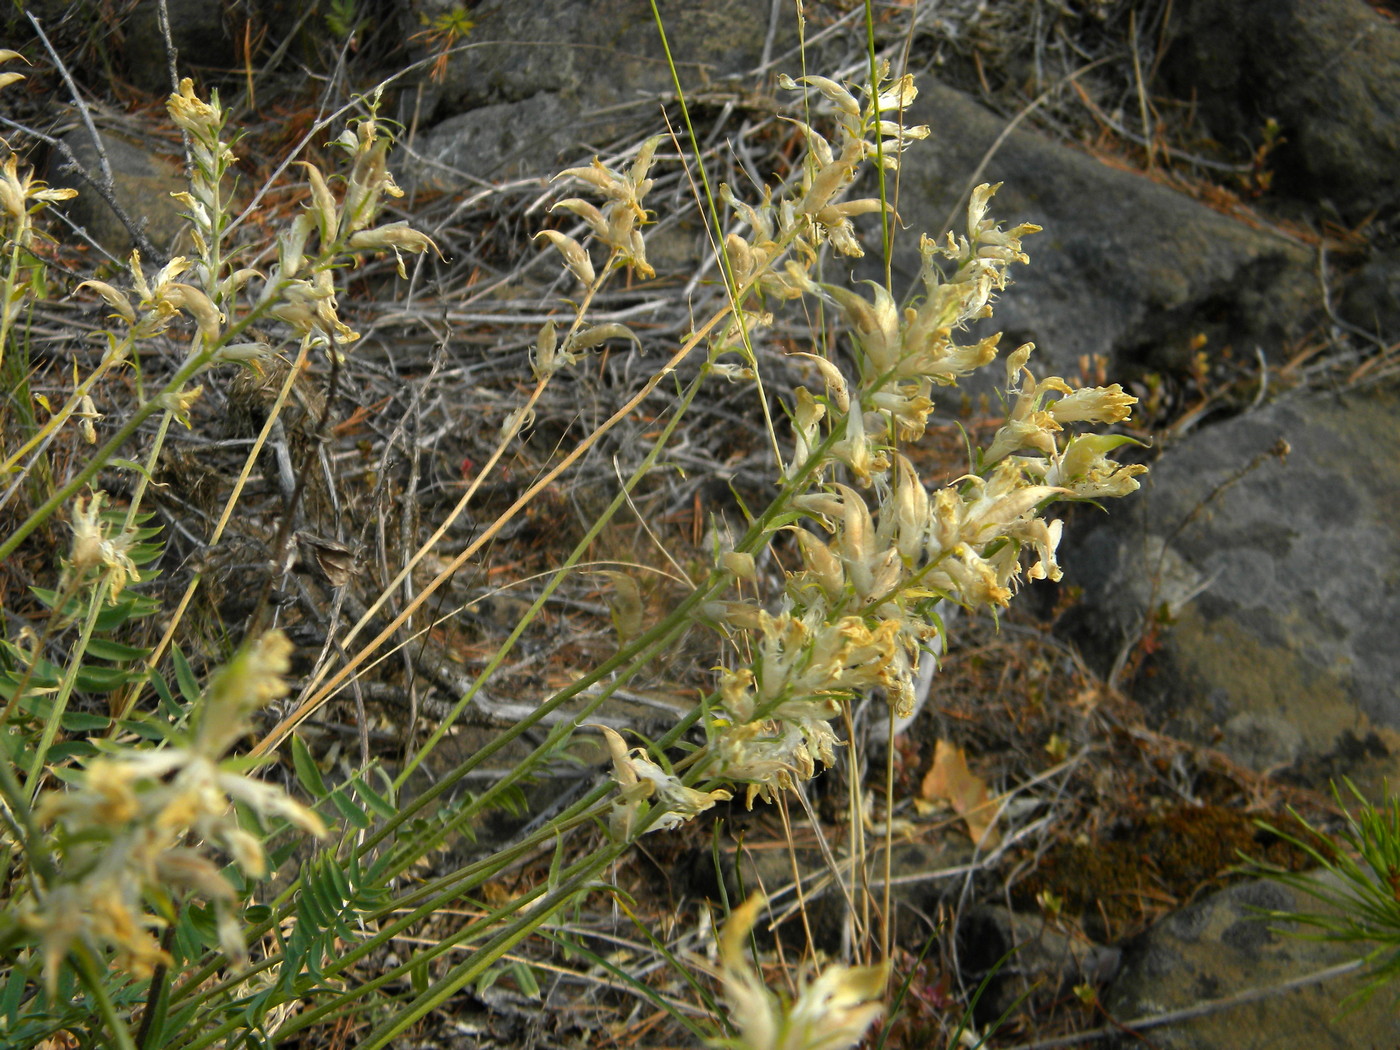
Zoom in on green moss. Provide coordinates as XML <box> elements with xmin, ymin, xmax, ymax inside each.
<box><xmin>1015</xmin><ymin>803</ymin><xmax>1329</xmax><ymax>940</ymax></box>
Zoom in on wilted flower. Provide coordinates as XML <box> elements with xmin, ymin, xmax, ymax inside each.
<box><xmin>161</xmin><ymin>282</ymin><xmax>224</xmax><ymax>345</ymax></box>
<box><xmin>827</xmin><ymin>406</ymin><xmax>889</xmax><ymax>487</ymax></box>
<box><xmin>715</xmin><ymin>894</ymin><xmax>886</xmax><ymax>1050</ymax></box>
<box><xmin>0</xmin><ymin>152</ymin><xmax>78</xmax><ymax>248</ymax></box>
<box><xmin>65</xmin><ymin>491</ymin><xmax>141</xmax><ymax>600</ymax></box>
<box><xmin>597</xmin><ymin>725</ymin><xmax>731</xmax><ymax>839</ymax></box>
<box><xmin>711</xmin><ymin>717</ymin><xmax>810</xmax><ymax>808</ymax></box>
<box><xmin>268</xmin><ymin>269</ymin><xmax>359</xmax><ymax>344</ymax></box>
<box><xmin>26</xmin><ymin>631</ymin><xmax>325</xmax><ymax>986</ymax></box>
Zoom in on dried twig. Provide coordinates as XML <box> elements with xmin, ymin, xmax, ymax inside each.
<box><xmin>25</xmin><ymin>11</ymin><xmax>165</xmax><ymax>263</ymax></box>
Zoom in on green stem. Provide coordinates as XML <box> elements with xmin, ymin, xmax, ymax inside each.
<box><xmin>376</xmin><ymin>257</ymin><xmax>836</xmax><ymax>866</ymax></box>
<box><xmin>340</xmin><ymin>365</ymin><xmax>716</xmax><ymax>879</ymax></box>
<box><xmin>392</xmin><ymin>252</ymin><xmax>624</xmax><ymax>788</ymax></box>
<box><xmin>0</xmin><ymin>240</ymin><xmax>23</xmax><ymax>372</ymax></box>
<box><xmin>160</xmin><ymin>785</ymin><xmax>612</xmax><ymax>1037</ymax></box>
<box><xmin>863</xmin><ymin>0</ymin><xmax>893</xmax><ymax>287</ymax></box>
<box><xmin>160</xmin><ymin>405</ymin><xmax>832</xmax><ymax>1034</ymax></box>
<box><xmin>0</xmin><ymin>332</ymin><xmax>137</xmax><ymax>483</ymax></box>
<box><xmin>649</xmin><ymin>0</ymin><xmax>785</xmax><ymax>470</ymax></box>
<box><xmin>23</xmin><ymin>574</ymin><xmax>108</xmax><ymax>801</ymax></box>
<box><xmin>0</xmin><ymin>737</ymin><xmax>56</xmax><ymax>886</ymax></box>
<box><xmin>72</xmin><ymin>941</ymin><xmax>139</xmax><ymax>1050</ymax></box>
<box><xmin>0</xmin><ymin>348</ymin><xmax>214</xmax><ymax>565</ymax></box>
<box><xmin>338</xmin><ymin>833</ymin><xmax>636</xmax><ymax>1049</ymax></box>
<box><xmin>369</xmin><ymin>343</ymin><xmax>838</xmax><ymax>875</ymax></box>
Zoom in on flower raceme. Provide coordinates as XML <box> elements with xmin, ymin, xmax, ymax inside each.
<box><xmin>0</xmin><ymin>52</ymin><xmax>77</xmax><ymax>254</ymax></box>
<box><xmin>540</xmin><ymin>135</ymin><xmax>664</xmax><ymax>283</ymax></box>
<box><xmin>529</xmin><ymin>67</ymin><xmax>1145</xmax><ymax>819</ymax></box>
<box><xmin>27</xmin><ymin>632</ymin><xmax>325</xmax><ymax>989</ymax></box>
<box><xmin>16</xmin><ymin>74</ymin><xmax>438</xmax><ymax>996</ymax></box>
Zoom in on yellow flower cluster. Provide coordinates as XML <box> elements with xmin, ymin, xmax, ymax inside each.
<box><xmin>25</xmin><ymin>632</ymin><xmax>325</xmax><ymax>990</ymax></box>
<box><xmin>692</xmin><ymin>75</ymin><xmax>1145</xmax><ymax>809</ymax></box>
<box><xmin>541</xmin><ymin>68</ymin><xmax>1145</xmax><ymax>841</ymax></box>
<box><xmin>0</xmin><ymin>52</ymin><xmax>78</xmax><ymax>255</ymax></box>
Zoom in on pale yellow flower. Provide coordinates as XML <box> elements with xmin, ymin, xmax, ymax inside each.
<box><xmin>551</xmin><ymin>136</ymin><xmax>662</xmax><ymax>277</ymax></box>
<box><xmin>66</xmin><ymin>491</ymin><xmax>141</xmax><ymax>600</ymax></box>
<box><xmin>0</xmin><ymin>153</ymin><xmax>77</xmax><ymax>246</ymax></box>
<box><xmin>1047</xmin><ymin>383</ymin><xmax>1137</xmax><ymax>425</ymax></box>
<box><xmin>167</xmin><ymin>78</ymin><xmax>220</xmax><ymax>137</ymax></box>
<box><xmin>348</xmin><ymin>221</ymin><xmax>441</xmax><ymax>277</ymax></box>
<box><xmin>1045</xmin><ymin>433</ymin><xmax>1148</xmax><ymax>498</ymax></box>
<box><xmin>597</xmin><ymin>725</ymin><xmax>731</xmax><ymax>838</ymax></box>
<box><xmin>715</xmin><ymin>895</ymin><xmax>886</xmax><ymax>1050</ymax></box>
<box><xmin>75</xmin><ymin>278</ymin><xmax>136</xmax><ymax>324</ymax></box>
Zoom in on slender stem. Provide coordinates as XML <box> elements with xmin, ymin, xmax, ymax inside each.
<box><xmin>882</xmin><ymin>700</ymin><xmax>895</xmax><ymax>968</ymax></box>
<box><xmin>650</xmin><ymin>0</ymin><xmax>785</xmax><ymax>470</ymax></box>
<box><xmin>0</xmin><ymin>741</ymin><xmax>56</xmax><ymax>885</ymax></box>
<box><xmin>390</xmin><ymin>255</ymin><xmax>623</xmax><ymax>785</ymax></box>
<box><xmin>134</xmin><ymin>919</ymin><xmax>177</xmax><ymax>1050</ymax></box>
<box><xmin>0</xmin><ymin>240</ymin><xmax>23</xmax><ymax>372</ymax></box>
<box><xmin>131</xmin><ymin>340</ymin><xmax>313</xmax><ymax>708</ymax></box>
<box><xmin>251</xmin><ymin>294</ymin><xmax>735</xmax><ymax>758</ymax></box>
<box><xmin>0</xmin><ymin>332</ymin><xmax>137</xmax><ymax>485</ymax></box>
<box><xmin>163</xmin><ymin>404</ymin><xmax>834</xmax><ymax>1034</ymax></box>
<box><xmin>0</xmin><ymin>347</ymin><xmax>213</xmax><ymax>564</ymax></box>
<box><xmin>351</xmin><ymin>833</ymin><xmax>636</xmax><ymax>1049</ymax></box>
<box><xmin>72</xmin><ymin>941</ymin><xmax>140</xmax><ymax>1050</ymax></box>
<box><xmin>24</xmin><ymin>575</ymin><xmax>108</xmax><ymax>801</ymax></box>
<box><xmin>862</xmin><ymin>0</ymin><xmax>893</xmax><ymax>287</ymax></box>
<box><xmin>0</xmin><ymin>571</ymin><xmax>84</xmax><ymax>729</ymax></box>
<box><xmin>161</xmin><ymin>784</ymin><xmax>613</xmax><ymax>1033</ymax></box>
<box><xmin>368</xmin><ymin>372</ymin><xmax>839</xmax><ymax>873</ymax></box>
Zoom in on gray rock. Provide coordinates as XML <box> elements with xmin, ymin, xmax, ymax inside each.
<box><xmin>890</xmin><ymin>81</ymin><xmax>1319</xmax><ymax>381</ymax></box>
<box><xmin>405</xmin><ymin>0</ymin><xmax>793</xmax><ymax>188</ymax></box>
<box><xmin>1222</xmin><ymin>713</ymin><xmax>1305</xmax><ymax>772</ymax></box>
<box><xmin>49</xmin><ymin>129</ymin><xmax>187</xmax><ymax>258</ymax></box>
<box><xmin>1104</xmin><ymin>872</ymin><xmax>1400</xmax><ymax>1049</ymax></box>
<box><xmin>432</xmin><ymin>0</ymin><xmax>787</xmax><ymax>113</ymax></box>
<box><xmin>403</xmin><ymin>10</ymin><xmax>1322</xmax><ymax>380</ymax></box>
<box><xmin>1340</xmin><ymin>253</ymin><xmax>1400</xmax><ymax>344</ymax></box>
<box><xmin>1060</xmin><ymin>383</ymin><xmax>1400</xmax><ymax>770</ymax></box>
<box><xmin>123</xmin><ymin>0</ymin><xmax>235</xmax><ymax>94</ymax></box>
<box><xmin>406</xmin><ymin>93</ymin><xmax>580</xmax><ymax>188</ymax></box>
<box><xmin>960</xmin><ymin>905</ymin><xmax>1122</xmax><ymax>1021</ymax></box>
<box><xmin>1162</xmin><ymin>0</ymin><xmax>1400</xmax><ymax>223</ymax></box>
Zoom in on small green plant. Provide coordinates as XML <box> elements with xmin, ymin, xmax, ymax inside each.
<box><xmin>1247</xmin><ymin>780</ymin><xmax>1400</xmax><ymax>1010</ymax></box>
<box><xmin>324</xmin><ymin>0</ymin><xmax>365</xmax><ymax>42</ymax></box>
<box><xmin>412</xmin><ymin>3</ymin><xmax>475</xmax><ymax>82</ymax></box>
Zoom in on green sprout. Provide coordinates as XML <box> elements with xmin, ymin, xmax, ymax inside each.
<box><xmin>1248</xmin><ymin>779</ymin><xmax>1400</xmax><ymax>1011</ymax></box>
